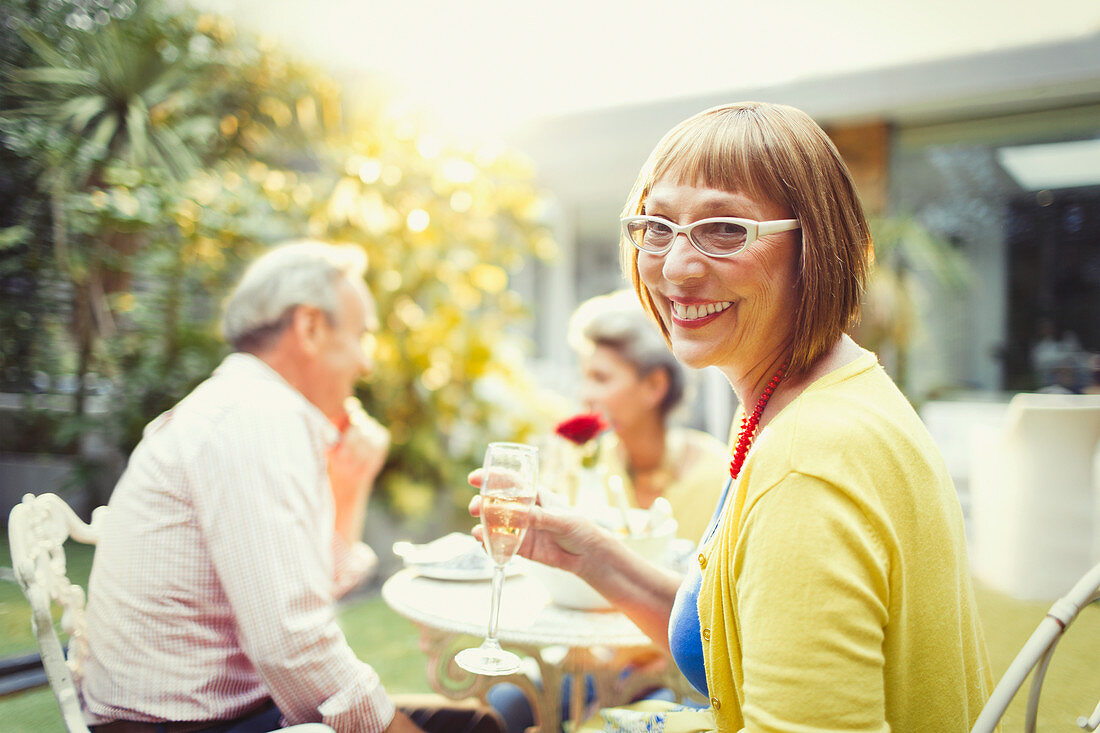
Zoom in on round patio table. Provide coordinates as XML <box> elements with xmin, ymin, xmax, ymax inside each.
<box><xmin>381</xmin><ymin>567</ymin><xmax>700</xmax><ymax>731</ymax></box>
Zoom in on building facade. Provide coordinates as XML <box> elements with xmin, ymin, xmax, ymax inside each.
<box><xmin>509</xmin><ymin>33</ymin><xmax>1100</xmax><ymax>434</ymax></box>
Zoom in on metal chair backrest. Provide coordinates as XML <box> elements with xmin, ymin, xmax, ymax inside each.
<box><xmin>971</xmin><ymin>561</ymin><xmax>1100</xmax><ymax>733</ymax></box>
<box><xmin>7</xmin><ymin>492</ymin><xmax>107</xmax><ymax>733</ymax></box>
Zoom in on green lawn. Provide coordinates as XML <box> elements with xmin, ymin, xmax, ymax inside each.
<box><xmin>2</xmin><ymin>540</ymin><xmax>1097</xmax><ymax>732</ymax></box>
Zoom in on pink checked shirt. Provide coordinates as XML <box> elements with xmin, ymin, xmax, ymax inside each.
<box><xmin>79</xmin><ymin>353</ymin><xmax>395</xmax><ymax>732</ymax></box>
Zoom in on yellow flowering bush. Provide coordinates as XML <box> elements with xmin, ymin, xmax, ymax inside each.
<box><xmin>1</xmin><ymin>0</ymin><xmax>557</xmax><ymax>519</ymax></box>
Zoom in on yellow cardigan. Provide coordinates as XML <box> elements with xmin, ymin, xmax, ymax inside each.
<box><xmin>697</xmin><ymin>352</ymin><xmax>995</xmax><ymax>732</ymax></box>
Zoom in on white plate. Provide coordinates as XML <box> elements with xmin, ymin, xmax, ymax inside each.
<box><xmin>411</xmin><ymin>555</ymin><xmax>526</xmax><ymax>581</ymax></box>
<box><xmin>394</xmin><ymin>533</ymin><xmax>526</xmax><ymax>581</ymax></box>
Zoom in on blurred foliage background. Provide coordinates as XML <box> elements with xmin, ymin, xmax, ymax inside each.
<box><xmin>854</xmin><ymin>215</ymin><xmax>972</xmax><ymax>397</ymax></box>
<box><xmin>0</xmin><ymin>0</ymin><xmax>560</xmax><ymax>521</ymax></box>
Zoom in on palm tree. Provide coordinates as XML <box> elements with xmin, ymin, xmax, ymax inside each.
<box><xmin>2</xmin><ymin>3</ymin><xmax>218</xmax><ymax>414</ymax></box>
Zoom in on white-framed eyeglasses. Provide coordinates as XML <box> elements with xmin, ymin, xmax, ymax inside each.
<box><xmin>621</xmin><ymin>215</ymin><xmax>801</xmax><ymax>258</ymax></box>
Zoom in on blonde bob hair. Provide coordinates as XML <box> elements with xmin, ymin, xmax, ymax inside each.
<box><xmin>620</xmin><ymin>101</ymin><xmax>873</xmax><ymax>378</ymax></box>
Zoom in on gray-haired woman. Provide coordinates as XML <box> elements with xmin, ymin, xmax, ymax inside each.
<box><xmin>569</xmin><ymin>289</ymin><xmax>728</xmax><ymax>543</ymax></box>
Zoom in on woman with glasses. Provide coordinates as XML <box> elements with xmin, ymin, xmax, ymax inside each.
<box><xmin>471</xmin><ymin>101</ymin><xmax>994</xmax><ymax>732</ymax></box>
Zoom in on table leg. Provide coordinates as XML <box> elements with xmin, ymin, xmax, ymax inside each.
<box><xmin>410</xmin><ymin>625</ymin><xmax>703</xmax><ymax>730</ymax></box>
<box><xmin>562</xmin><ymin>646</ymin><xmax>612</xmax><ymax>726</ymax></box>
<box><xmin>565</xmin><ymin>647</ymin><xmax>710</xmax><ymax>723</ymax></box>
<box><xmin>418</xmin><ymin>627</ymin><xmax>489</xmax><ymax>700</ymax></box>
<box><xmin>533</xmin><ymin>656</ymin><xmax>565</xmax><ymax>733</ymax></box>
<box><xmin>569</xmin><ymin>655</ymin><xmax>587</xmax><ymax>726</ymax></box>
<box><xmin>414</xmin><ymin>625</ymin><xmax>561</xmax><ymax>730</ymax></box>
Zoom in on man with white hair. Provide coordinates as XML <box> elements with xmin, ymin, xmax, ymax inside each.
<box><xmin>79</xmin><ymin>241</ymin><xmax>503</xmax><ymax>733</ymax></box>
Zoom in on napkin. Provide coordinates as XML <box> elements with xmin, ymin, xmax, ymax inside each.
<box><xmin>392</xmin><ymin>532</ymin><xmax>480</xmax><ymax>565</ymax></box>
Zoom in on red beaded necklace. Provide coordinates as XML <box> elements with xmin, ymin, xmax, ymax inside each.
<box><xmin>729</xmin><ymin>361</ymin><xmax>789</xmax><ymax>480</ymax></box>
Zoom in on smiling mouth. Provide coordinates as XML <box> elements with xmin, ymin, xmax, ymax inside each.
<box><xmin>671</xmin><ymin>301</ymin><xmax>733</xmax><ymax>321</ymax></box>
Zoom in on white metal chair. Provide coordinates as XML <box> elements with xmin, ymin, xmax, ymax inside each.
<box><xmin>7</xmin><ymin>492</ymin><xmax>334</xmax><ymax>733</ymax></box>
<box><xmin>8</xmin><ymin>492</ymin><xmax>105</xmax><ymax>732</ymax></box>
<box><xmin>971</xmin><ymin>560</ymin><xmax>1100</xmax><ymax>733</ymax></box>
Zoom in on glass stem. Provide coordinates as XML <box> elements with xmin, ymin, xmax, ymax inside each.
<box><xmin>486</xmin><ymin>563</ymin><xmax>506</xmax><ymax>643</ymax></box>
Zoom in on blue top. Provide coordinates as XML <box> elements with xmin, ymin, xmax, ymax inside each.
<box><xmin>668</xmin><ymin>477</ymin><xmax>732</xmax><ymax>696</ymax></box>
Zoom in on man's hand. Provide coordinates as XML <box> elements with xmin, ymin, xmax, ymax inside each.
<box><xmin>329</xmin><ymin>397</ymin><xmax>389</xmax><ymax>544</ymax></box>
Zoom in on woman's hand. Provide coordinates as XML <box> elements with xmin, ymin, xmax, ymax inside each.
<box><xmin>469</xmin><ymin>467</ymin><xmax>683</xmax><ymax>650</ymax></box>
<box><xmin>468</xmin><ymin>469</ymin><xmax>608</xmax><ymax>578</ymax></box>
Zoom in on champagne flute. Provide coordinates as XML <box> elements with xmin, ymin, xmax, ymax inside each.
<box><xmin>455</xmin><ymin>441</ymin><xmax>538</xmax><ymax>675</ymax></box>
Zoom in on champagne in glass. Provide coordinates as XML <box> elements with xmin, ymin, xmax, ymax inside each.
<box><xmin>455</xmin><ymin>442</ymin><xmax>538</xmax><ymax>675</ymax></box>
<box><xmin>482</xmin><ymin>492</ymin><xmax>534</xmax><ymax>564</ymax></box>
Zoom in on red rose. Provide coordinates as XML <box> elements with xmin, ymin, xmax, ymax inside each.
<box><xmin>554</xmin><ymin>412</ymin><xmax>609</xmax><ymax>446</ymax></box>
